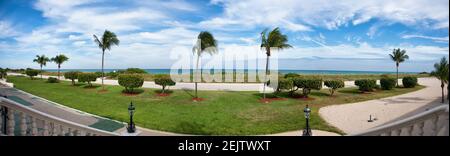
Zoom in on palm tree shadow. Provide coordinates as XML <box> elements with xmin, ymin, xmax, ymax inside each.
<box><xmin>182</xmin><ymin>88</ymin><xmax>195</xmax><ymax>98</ymax></box>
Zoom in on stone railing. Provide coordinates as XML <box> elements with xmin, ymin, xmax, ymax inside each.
<box><xmin>352</xmin><ymin>105</ymin><xmax>449</xmax><ymax>136</ymax></box>
<box><xmin>0</xmin><ymin>97</ymin><xmax>119</xmax><ymax>136</ymax></box>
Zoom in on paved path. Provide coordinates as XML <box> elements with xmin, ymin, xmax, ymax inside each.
<box><xmin>319</xmin><ymin>77</ymin><xmax>449</xmax><ymax>135</ymax></box>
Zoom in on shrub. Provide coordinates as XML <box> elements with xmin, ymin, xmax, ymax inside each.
<box><xmin>64</xmin><ymin>71</ymin><xmax>80</xmax><ymax>85</ymax></box>
<box><xmin>354</xmin><ymin>79</ymin><xmax>377</xmax><ymax>92</ymax></box>
<box><xmin>0</xmin><ymin>68</ymin><xmax>7</xmax><ymax>79</ymax></box>
<box><xmin>125</xmin><ymin>68</ymin><xmax>147</xmax><ymax>74</ymax></box>
<box><xmin>324</xmin><ymin>80</ymin><xmax>345</xmax><ymax>96</ymax></box>
<box><xmin>154</xmin><ymin>74</ymin><xmax>176</xmax><ymax>93</ymax></box>
<box><xmin>25</xmin><ymin>69</ymin><xmax>39</xmax><ymax>79</ymax></box>
<box><xmin>118</xmin><ymin>74</ymin><xmax>144</xmax><ymax>93</ymax></box>
<box><xmin>402</xmin><ymin>76</ymin><xmax>418</xmax><ymax>88</ymax></box>
<box><xmin>106</xmin><ymin>71</ymin><xmax>120</xmax><ymax>78</ymax></box>
<box><xmin>284</xmin><ymin>73</ymin><xmax>300</xmax><ymax>78</ymax></box>
<box><xmin>47</xmin><ymin>77</ymin><xmax>59</xmax><ymax>83</ymax></box>
<box><xmin>94</xmin><ymin>72</ymin><xmax>104</xmax><ymax>78</ymax></box>
<box><xmin>293</xmin><ymin>78</ymin><xmax>322</xmax><ymax>97</ymax></box>
<box><xmin>78</xmin><ymin>73</ymin><xmax>97</xmax><ymax>87</ymax></box>
<box><xmin>380</xmin><ymin>77</ymin><xmax>396</xmax><ymax>90</ymax></box>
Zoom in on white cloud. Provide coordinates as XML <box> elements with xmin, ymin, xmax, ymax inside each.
<box><xmin>0</xmin><ymin>21</ymin><xmax>20</xmax><ymax>38</ymax></box>
<box><xmin>402</xmin><ymin>35</ymin><xmax>449</xmax><ymax>43</ymax></box>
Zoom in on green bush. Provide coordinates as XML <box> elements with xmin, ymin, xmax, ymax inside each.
<box><xmin>64</xmin><ymin>71</ymin><xmax>80</xmax><ymax>85</ymax></box>
<box><xmin>47</xmin><ymin>77</ymin><xmax>59</xmax><ymax>83</ymax></box>
<box><xmin>154</xmin><ymin>74</ymin><xmax>176</xmax><ymax>93</ymax></box>
<box><xmin>118</xmin><ymin>74</ymin><xmax>144</xmax><ymax>93</ymax></box>
<box><xmin>94</xmin><ymin>72</ymin><xmax>104</xmax><ymax>78</ymax></box>
<box><xmin>78</xmin><ymin>73</ymin><xmax>97</xmax><ymax>87</ymax></box>
<box><xmin>284</xmin><ymin>73</ymin><xmax>300</xmax><ymax>78</ymax></box>
<box><xmin>0</xmin><ymin>68</ymin><xmax>7</xmax><ymax>79</ymax></box>
<box><xmin>324</xmin><ymin>80</ymin><xmax>345</xmax><ymax>96</ymax></box>
<box><xmin>25</xmin><ymin>69</ymin><xmax>39</xmax><ymax>79</ymax></box>
<box><xmin>402</xmin><ymin>76</ymin><xmax>418</xmax><ymax>88</ymax></box>
<box><xmin>125</xmin><ymin>68</ymin><xmax>147</xmax><ymax>74</ymax></box>
<box><xmin>380</xmin><ymin>77</ymin><xmax>396</xmax><ymax>90</ymax></box>
<box><xmin>106</xmin><ymin>71</ymin><xmax>120</xmax><ymax>78</ymax></box>
<box><xmin>293</xmin><ymin>78</ymin><xmax>322</xmax><ymax>97</ymax></box>
<box><xmin>354</xmin><ymin>79</ymin><xmax>377</xmax><ymax>92</ymax></box>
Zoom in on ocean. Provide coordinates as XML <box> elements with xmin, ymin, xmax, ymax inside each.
<box><xmin>43</xmin><ymin>69</ymin><xmax>419</xmax><ymax>75</ymax></box>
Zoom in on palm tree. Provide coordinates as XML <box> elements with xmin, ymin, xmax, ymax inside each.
<box><xmin>192</xmin><ymin>31</ymin><xmax>218</xmax><ymax>99</ymax></box>
<box><xmin>260</xmin><ymin>27</ymin><xmax>292</xmax><ymax>100</ymax></box>
<box><xmin>51</xmin><ymin>54</ymin><xmax>69</xmax><ymax>79</ymax></box>
<box><xmin>389</xmin><ymin>48</ymin><xmax>409</xmax><ymax>87</ymax></box>
<box><xmin>93</xmin><ymin>30</ymin><xmax>119</xmax><ymax>91</ymax></box>
<box><xmin>430</xmin><ymin>57</ymin><xmax>449</xmax><ymax>103</ymax></box>
<box><xmin>33</xmin><ymin>55</ymin><xmax>50</xmax><ymax>79</ymax></box>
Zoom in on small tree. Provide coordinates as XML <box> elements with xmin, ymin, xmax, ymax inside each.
<box><xmin>25</xmin><ymin>69</ymin><xmax>39</xmax><ymax>80</ymax></box>
<box><xmin>380</xmin><ymin>77</ymin><xmax>396</xmax><ymax>90</ymax></box>
<box><xmin>78</xmin><ymin>73</ymin><xmax>98</xmax><ymax>87</ymax></box>
<box><xmin>354</xmin><ymin>79</ymin><xmax>377</xmax><ymax>92</ymax></box>
<box><xmin>402</xmin><ymin>76</ymin><xmax>418</xmax><ymax>88</ymax></box>
<box><xmin>324</xmin><ymin>80</ymin><xmax>345</xmax><ymax>96</ymax></box>
<box><xmin>293</xmin><ymin>78</ymin><xmax>322</xmax><ymax>98</ymax></box>
<box><xmin>0</xmin><ymin>68</ymin><xmax>7</xmax><ymax>80</ymax></box>
<box><xmin>118</xmin><ymin>74</ymin><xmax>144</xmax><ymax>93</ymax></box>
<box><xmin>154</xmin><ymin>75</ymin><xmax>176</xmax><ymax>94</ymax></box>
<box><xmin>125</xmin><ymin>68</ymin><xmax>147</xmax><ymax>74</ymax></box>
<box><xmin>430</xmin><ymin>57</ymin><xmax>449</xmax><ymax>103</ymax></box>
<box><xmin>64</xmin><ymin>71</ymin><xmax>80</xmax><ymax>85</ymax></box>
<box><xmin>47</xmin><ymin>77</ymin><xmax>59</xmax><ymax>83</ymax></box>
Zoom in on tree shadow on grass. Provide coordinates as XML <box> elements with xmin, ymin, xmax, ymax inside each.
<box><xmin>121</xmin><ymin>89</ymin><xmax>145</xmax><ymax>95</ymax></box>
<box><xmin>154</xmin><ymin>89</ymin><xmax>174</xmax><ymax>94</ymax></box>
<box><xmin>181</xmin><ymin>88</ymin><xmax>195</xmax><ymax>98</ymax></box>
<box><xmin>175</xmin><ymin>121</ymin><xmax>211</xmax><ymax>135</ymax></box>
<box><xmin>83</xmin><ymin>85</ymin><xmax>100</xmax><ymax>89</ymax></box>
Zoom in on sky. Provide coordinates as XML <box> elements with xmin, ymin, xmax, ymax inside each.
<box><xmin>0</xmin><ymin>0</ymin><xmax>448</xmax><ymax>72</ymax></box>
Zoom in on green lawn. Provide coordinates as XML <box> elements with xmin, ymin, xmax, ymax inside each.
<box><xmin>7</xmin><ymin>76</ymin><xmax>424</xmax><ymax>135</ymax></box>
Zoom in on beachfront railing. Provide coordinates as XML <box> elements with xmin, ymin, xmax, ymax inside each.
<box><xmin>0</xmin><ymin>97</ymin><xmax>118</xmax><ymax>136</ymax></box>
<box><xmin>352</xmin><ymin>105</ymin><xmax>449</xmax><ymax>136</ymax></box>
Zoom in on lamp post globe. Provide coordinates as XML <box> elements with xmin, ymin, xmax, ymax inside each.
<box><xmin>127</xmin><ymin>101</ymin><xmax>136</xmax><ymax>133</ymax></box>
<box><xmin>302</xmin><ymin>105</ymin><xmax>312</xmax><ymax>136</ymax></box>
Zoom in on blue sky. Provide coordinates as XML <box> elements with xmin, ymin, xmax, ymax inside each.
<box><xmin>0</xmin><ymin>0</ymin><xmax>448</xmax><ymax>72</ymax></box>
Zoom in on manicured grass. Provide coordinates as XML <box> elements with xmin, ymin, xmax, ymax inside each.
<box><xmin>8</xmin><ymin>76</ymin><xmax>424</xmax><ymax>135</ymax></box>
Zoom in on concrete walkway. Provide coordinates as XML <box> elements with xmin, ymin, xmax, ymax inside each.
<box><xmin>319</xmin><ymin>77</ymin><xmax>448</xmax><ymax>135</ymax></box>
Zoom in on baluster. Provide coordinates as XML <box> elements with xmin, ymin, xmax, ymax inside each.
<box><xmin>51</xmin><ymin>123</ymin><xmax>57</xmax><ymax>136</ymax></box>
<box><xmin>31</xmin><ymin>117</ymin><xmax>38</xmax><ymax>136</ymax></box>
<box><xmin>418</xmin><ymin>121</ymin><xmax>425</xmax><ymax>136</ymax></box>
<box><xmin>79</xmin><ymin>130</ymin><xmax>86</xmax><ymax>136</ymax></box>
<box><xmin>0</xmin><ymin>109</ymin><xmax>3</xmax><ymax>134</ymax></box>
<box><xmin>431</xmin><ymin>115</ymin><xmax>439</xmax><ymax>136</ymax></box>
<box><xmin>67</xmin><ymin>128</ymin><xmax>73</xmax><ymax>136</ymax></box>
<box><xmin>59</xmin><ymin>125</ymin><xmax>66</xmax><ymax>136</ymax></box>
<box><xmin>20</xmin><ymin>112</ymin><xmax>27</xmax><ymax>136</ymax></box>
<box><xmin>7</xmin><ymin>109</ymin><xmax>15</xmax><ymax>136</ymax></box>
<box><xmin>43</xmin><ymin>121</ymin><xmax>49</xmax><ymax>136</ymax></box>
<box><xmin>73</xmin><ymin>129</ymin><xmax>79</xmax><ymax>136</ymax></box>
<box><xmin>390</xmin><ymin>129</ymin><xmax>400</xmax><ymax>136</ymax></box>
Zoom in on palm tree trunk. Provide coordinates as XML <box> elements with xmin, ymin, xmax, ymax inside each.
<box><xmin>441</xmin><ymin>82</ymin><xmax>445</xmax><ymax>103</ymax></box>
<box><xmin>57</xmin><ymin>65</ymin><xmax>60</xmax><ymax>80</ymax></box>
<box><xmin>195</xmin><ymin>54</ymin><xmax>200</xmax><ymax>99</ymax></box>
<box><xmin>263</xmin><ymin>54</ymin><xmax>270</xmax><ymax>99</ymax></box>
<box><xmin>396</xmin><ymin>64</ymin><xmax>399</xmax><ymax>87</ymax></box>
<box><xmin>101</xmin><ymin>50</ymin><xmax>105</xmax><ymax>91</ymax></box>
<box><xmin>40</xmin><ymin>65</ymin><xmax>43</xmax><ymax>79</ymax></box>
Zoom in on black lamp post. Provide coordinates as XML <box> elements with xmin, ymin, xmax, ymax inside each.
<box><xmin>127</xmin><ymin>101</ymin><xmax>136</xmax><ymax>133</ymax></box>
<box><xmin>302</xmin><ymin>105</ymin><xmax>312</xmax><ymax>136</ymax></box>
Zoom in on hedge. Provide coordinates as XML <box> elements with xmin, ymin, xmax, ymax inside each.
<box><xmin>154</xmin><ymin>74</ymin><xmax>176</xmax><ymax>93</ymax></box>
<box><xmin>402</xmin><ymin>76</ymin><xmax>418</xmax><ymax>88</ymax></box>
<box><xmin>380</xmin><ymin>77</ymin><xmax>396</xmax><ymax>90</ymax></box>
<box><xmin>47</xmin><ymin>77</ymin><xmax>59</xmax><ymax>83</ymax></box>
<box><xmin>324</xmin><ymin>80</ymin><xmax>345</xmax><ymax>96</ymax></box>
<box><xmin>78</xmin><ymin>73</ymin><xmax>98</xmax><ymax>87</ymax></box>
<box><xmin>354</xmin><ymin>79</ymin><xmax>377</xmax><ymax>92</ymax></box>
<box><xmin>293</xmin><ymin>78</ymin><xmax>322</xmax><ymax>97</ymax></box>
<box><xmin>25</xmin><ymin>69</ymin><xmax>39</xmax><ymax>79</ymax></box>
<box><xmin>118</xmin><ymin>74</ymin><xmax>144</xmax><ymax>93</ymax></box>
<box><xmin>64</xmin><ymin>71</ymin><xmax>80</xmax><ymax>85</ymax></box>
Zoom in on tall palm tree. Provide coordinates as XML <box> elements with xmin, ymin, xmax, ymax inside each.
<box><xmin>389</xmin><ymin>48</ymin><xmax>409</xmax><ymax>87</ymax></box>
<box><xmin>260</xmin><ymin>27</ymin><xmax>292</xmax><ymax>100</ymax></box>
<box><xmin>51</xmin><ymin>54</ymin><xmax>69</xmax><ymax>79</ymax></box>
<box><xmin>192</xmin><ymin>31</ymin><xmax>218</xmax><ymax>99</ymax></box>
<box><xmin>430</xmin><ymin>57</ymin><xmax>449</xmax><ymax>103</ymax></box>
<box><xmin>33</xmin><ymin>55</ymin><xmax>50</xmax><ymax>79</ymax></box>
<box><xmin>93</xmin><ymin>30</ymin><xmax>119</xmax><ymax>91</ymax></box>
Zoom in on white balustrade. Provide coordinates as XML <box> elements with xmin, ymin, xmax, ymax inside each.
<box><xmin>352</xmin><ymin>105</ymin><xmax>449</xmax><ymax>136</ymax></box>
<box><xmin>0</xmin><ymin>97</ymin><xmax>118</xmax><ymax>136</ymax></box>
